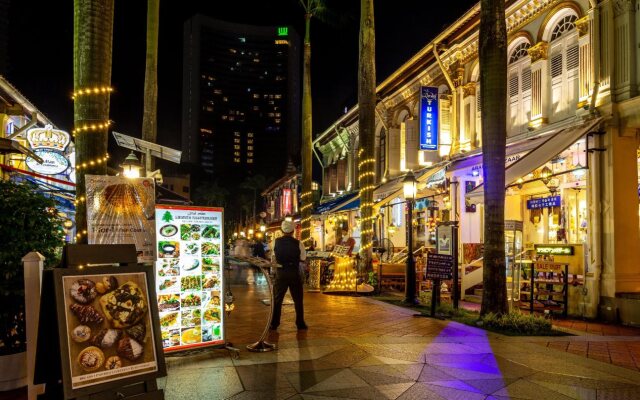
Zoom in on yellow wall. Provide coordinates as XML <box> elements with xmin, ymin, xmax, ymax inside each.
<box><xmin>602</xmin><ymin>124</ymin><xmax>640</xmax><ymax>295</ymax></box>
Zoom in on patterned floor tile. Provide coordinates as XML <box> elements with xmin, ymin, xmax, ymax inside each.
<box><xmin>303</xmin><ymin>369</ymin><xmax>371</xmax><ymax>393</ymax></box>
<box><xmin>374</xmin><ymin>382</ymin><xmax>415</xmax><ymax>399</ymax></box>
<box><xmin>492</xmin><ymin>379</ymin><xmax>576</xmax><ymax>400</ymax></box>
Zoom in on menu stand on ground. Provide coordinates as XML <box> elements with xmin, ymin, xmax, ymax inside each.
<box><xmin>34</xmin><ymin>244</ymin><xmax>166</xmax><ymax>400</ymax></box>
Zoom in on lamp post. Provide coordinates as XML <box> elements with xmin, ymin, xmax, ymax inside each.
<box><xmin>403</xmin><ymin>170</ymin><xmax>417</xmax><ymax>304</ymax></box>
<box><xmin>120</xmin><ymin>151</ymin><xmax>143</xmax><ymax>178</ymax></box>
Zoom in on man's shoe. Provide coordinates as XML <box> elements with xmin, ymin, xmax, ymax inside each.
<box><xmin>297</xmin><ymin>324</ymin><xmax>308</xmax><ymax>330</ymax></box>
<box><xmin>269</xmin><ymin>325</ymin><xmax>278</xmax><ymax>331</ymax></box>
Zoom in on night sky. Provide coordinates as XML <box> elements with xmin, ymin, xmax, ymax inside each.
<box><xmin>6</xmin><ymin>0</ymin><xmax>476</xmax><ymax>173</ymax></box>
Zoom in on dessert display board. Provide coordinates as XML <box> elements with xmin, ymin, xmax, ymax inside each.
<box><xmin>53</xmin><ymin>266</ymin><xmax>166</xmax><ymax>399</ymax></box>
<box><xmin>86</xmin><ymin>175</ymin><xmax>156</xmax><ymax>263</ymax></box>
<box><xmin>155</xmin><ymin>205</ymin><xmax>225</xmax><ymax>352</ymax></box>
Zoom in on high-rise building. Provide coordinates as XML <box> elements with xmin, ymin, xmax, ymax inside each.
<box><xmin>182</xmin><ymin>16</ymin><xmax>300</xmax><ymax>185</ymax></box>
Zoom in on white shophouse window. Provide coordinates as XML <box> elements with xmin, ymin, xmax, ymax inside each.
<box><xmin>507</xmin><ymin>39</ymin><xmax>532</xmax><ymax>135</ymax></box>
<box><xmin>548</xmin><ymin>12</ymin><xmax>579</xmax><ymax>120</ymax></box>
<box><xmin>391</xmin><ymin>197</ymin><xmax>403</xmax><ymax>227</ymax></box>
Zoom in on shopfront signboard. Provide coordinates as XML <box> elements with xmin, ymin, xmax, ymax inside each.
<box><xmin>527</xmin><ymin>195</ymin><xmax>561</xmax><ymax>209</ymax></box>
<box><xmin>85</xmin><ymin>175</ymin><xmax>156</xmax><ymax>263</ymax></box>
<box><xmin>419</xmin><ymin>86</ymin><xmax>439</xmax><ymax>151</ymax></box>
<box><xmin>155</xmin><ymin>205</ymin><xmax>225</xmax><ymax>352</ymax></box>
<box><xmin>426</xmin><ymin>253</ymin><xmax>453</xmax><ymax>280</ymax></box>
<box><xmin>24</xmin><ymin>124</ymin><xmax>71</xmax><ymax>176</ymax></box>
<box><xmin>535</xmin><ymin>245</ymin><xmax>575</xmax><ymax>255</ymax></box>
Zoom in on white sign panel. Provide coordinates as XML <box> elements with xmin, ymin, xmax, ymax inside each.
<box><xmin>155</xmin><ymin>205</ymin><xmax>225</xmax><ymax>352</ymax></box>
<box><xmin>26</xmin><ymin>149</ymin><xmax>70</xmax><ymax>175</ymax></box>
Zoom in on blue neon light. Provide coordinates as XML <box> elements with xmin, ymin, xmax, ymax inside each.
<box><xmin>419</xmin><ymin>86</ymin><xmax>439</xmax><ymax>151</ymax></box>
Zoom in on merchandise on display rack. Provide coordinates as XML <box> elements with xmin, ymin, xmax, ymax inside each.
<box><xmin>155</xmin><ymin>205</ymin><xmax>225</xmax><ymax>352</ymax></box>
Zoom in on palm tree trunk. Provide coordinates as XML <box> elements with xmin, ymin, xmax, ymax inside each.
<box><xmin>142</xmin><ymin>0</ymin><xmax>159</xmax><ymax>172</ymax></box>
<box><xmin>300</xmin><ymin>13</ymin><xmax>313</xmax><ymax>247</ymax></box>
<box><xmin>73</xmin><ymin>0</ymin><xmax>115</xmax><ymax>243</ymax></box>
<box><xmin>358</xmin><ymin>0</ymin><xmax>376</xmax><ymax>265</ymax></box>
<box><xmin>479</xmin><ymin>0</ymin><xmax>508</xmax><ymax>315</ymax></box>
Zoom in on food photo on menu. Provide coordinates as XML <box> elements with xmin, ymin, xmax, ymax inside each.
<box><xmin>61</xmin><ymin>273</ymin><xmax>158</xmax><ymax>389</ymax></box>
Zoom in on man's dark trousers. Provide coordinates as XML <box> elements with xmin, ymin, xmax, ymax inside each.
<box><xmin>271</xmin><ymin>267</ymin><xmax>305</xmax><ymax>328</ymax></box>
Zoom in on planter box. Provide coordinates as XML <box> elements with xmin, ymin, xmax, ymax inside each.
<box><xmin>0</xmin><ymin>352</ymin><xmax>26</xmax><ymax>391</ymax></box>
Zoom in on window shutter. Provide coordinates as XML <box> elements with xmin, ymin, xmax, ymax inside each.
<box><xmin>522</xmin><ymin>68</ymin><xmax>532</xmax><ymax>91</ymax></box>
<box><xmin>566</xmin><ymin>44</ymin><xmax>579</xmax><ymax>70</ymax></box>
<box><xmin>551</xmin><ymin>53</ymin><xmax>563</xmax><ymax>78</ymax></box>
<box><xmin>509</xmin><ymin>74</ymin><xmax>519</xmax><ymax>98</ymax></box>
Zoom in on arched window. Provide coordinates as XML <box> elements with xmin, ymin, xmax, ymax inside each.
<box><xmin>550</xmin><ymin>14</ymin><xmax>578</xmax><ymax>41</ymax></box>
<box><xmin>509</xmin><ymin>42</ymin><xmax>531</xmax><ymax>64</ymax></box>
<box><xmin>548</xmin><ymin>11</ymin><xmax>579</xmax><ymax>119</ymax></box>
<box><xmin>507</xmin><ymin>38</ymin><xmax>532</xmax><ymax>135</ymax></box>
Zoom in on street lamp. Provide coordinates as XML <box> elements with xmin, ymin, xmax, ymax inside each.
<box><xmin>120</xmin><ymin>151</ymin><xmax>143</xmax><ymax>178</ymax></box>
<box><xmin>260</xmin><ymin>224</ymin><xmax>266</xmax><ymax>233</ymax></box>
<box><xmin>403</xmin><ymin>170</ymin><xmax>418</xmax><ymax>304</ymax></box>
<box><xmin>248</xmin><ymin>228</ymin><xmax>254</xmax><ymax>237</ymax></box>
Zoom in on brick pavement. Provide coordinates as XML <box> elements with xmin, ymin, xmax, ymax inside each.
<box><xmin>457</xmin><ymin>300</ymin><xmax>640</xmax><ymax>372</ymax></box>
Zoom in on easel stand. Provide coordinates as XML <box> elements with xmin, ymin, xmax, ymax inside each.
<box><xmin>76</xmin><ymin>380</ymin><xmax>162</xmax><ymax>400</ymax></box>
<box><xmin>34</xmin><ymin>245</ymin><xmax>166</xmax><ymax>400</ymax></box>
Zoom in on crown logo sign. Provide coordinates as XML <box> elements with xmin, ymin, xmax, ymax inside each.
<box><xmin>26</xmin><ymin>124</ymin><xmax>70</xmax><ymax>151</ymax></box>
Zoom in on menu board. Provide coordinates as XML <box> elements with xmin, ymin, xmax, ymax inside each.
<box><xmin>426</xmin><ymin>253</ymin><xmax>453</xmax><ymax>280</ymax></box>
<box><xmin>55</xmin><ymin>270</ymin><xmax>160</xmax><ymax>394</ymax></box>
<box><xmin>155</xmin><ymin>205</ymin><xmax>225</xmax><ymax>352</ymax></box>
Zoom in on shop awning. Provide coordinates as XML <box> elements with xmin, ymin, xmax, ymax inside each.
<box><xmin>374</xmin><ymin>161</ymin><xmax>451</xmax><ymax>209</ymax></box>
<box><xmin>315</xmin><ymin>192</ymin><xmax>358</xmax><ymax>214</ymax></box>
<box><xmin>466</xmin><ymin>117</ymin><xmax>603</xmax><ymax>203</ymax></box>
<box><xmin>333</xmin><ymin>196</ymin><xmax>360</xmax><ymax>213</ymax></box>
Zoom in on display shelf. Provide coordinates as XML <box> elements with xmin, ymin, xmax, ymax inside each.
<box><xmin>518</xmin><ymin>261</ymin><xmax>568</xmax><ymax>317</ymax></box>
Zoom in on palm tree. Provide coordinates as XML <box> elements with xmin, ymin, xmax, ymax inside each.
<box><xmin>142</xmin><ymin>0</ymin><xmax>159</xmax><ymax>172</ymax></box>
<box><xmin>357</xmin><ymin>0</ymin><xmax>376</xmax><ymax>265</ymax></box>
<box><xmin>479</xmin><ymin>0</ymin><xmax>508</xmax><ymax>315</ymax></box>
<box><xmin>194</xmin><ymin>180</ymin><xmax>229</xmax><ymax>207</ymax></box>
<box><xmin>240</xmin><ymin>174</ymin><xmax>270</xmax><ymax>227</ymax></box>
<box><xmin>298</xmin><ymin>0</ymin><xmax>325</xmax><ymax>248</ymax></box>
<box><xmin>73</xmin><ymin>0</ymin><xmax>115</xmax><ymax>243</ymax></box>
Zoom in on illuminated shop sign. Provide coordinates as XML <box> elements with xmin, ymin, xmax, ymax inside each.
<box><xmin>282</xmin><ymin>188</ymin><xmax>292</xmax><ymax>215</ymax></box>
<box><xmin>419</xmin><ymin>86</ymin><xmax>439</xmax><ymax>151</ymax></box>
<box><xmin>535</xmin><ymin>245</ymin><xmax>575</xmax><ymax>255</ymax></box>
<box><xmin>527</xmin><ymin>195</ymin><xmax>561</xmax><ymax>209</ymax></box>
<box><xmin>24</xmin><ymin>124</ymin><xmax>71</xmax><ymax>176</ymax></box>
<box><xmin>277</xmin><ymin>27</ymin><xmax>288</xmax><ymax>36</ymax></box>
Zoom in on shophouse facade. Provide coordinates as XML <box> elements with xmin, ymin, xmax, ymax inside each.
<box><xmin>314</xmin><ymin>0</ymin><xmax>640</xmax><ymax>323</ymax></box>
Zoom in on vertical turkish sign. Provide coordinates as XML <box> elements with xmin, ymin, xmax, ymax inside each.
<box><xmin>419</xmin><ymin>86</ymin><xmax>439</xmax><ymax>151</ymax></box>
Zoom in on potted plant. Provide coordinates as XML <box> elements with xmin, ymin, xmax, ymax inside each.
<box><xmin>0</xmin><ymin>181</ymin><xmax>63</xmax><ymax>391</ymax></box>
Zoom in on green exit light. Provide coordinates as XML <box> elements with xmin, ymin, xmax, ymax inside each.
<box><xmin>277</xmin><ymin>27</ymin><xmax>288</xmax><ymax>36</ymax></box>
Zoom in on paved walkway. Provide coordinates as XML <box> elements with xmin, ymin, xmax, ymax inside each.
<box><xmin>159</xmin><ymin>283</ymin><xmax>640</xmax><ymax>399</ymax></box>
<box><xmin>3</xmin><ymin>279</ymin><xmax>640</xmax><ymax>399</ymax></box>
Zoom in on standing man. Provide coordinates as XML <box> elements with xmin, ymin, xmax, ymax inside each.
<box><xmin>270</xmin><ymin>220</ymin><xmax>308</xmax><ymax>330</ymax></box>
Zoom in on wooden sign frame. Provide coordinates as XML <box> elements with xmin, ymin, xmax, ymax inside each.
<box><xmin>53</xmin><ymin>265</ymin><xmax>167</xmax><ymax>399</ymax></box>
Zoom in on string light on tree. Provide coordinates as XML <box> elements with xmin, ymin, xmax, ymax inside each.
<box><xmin>72</xmin><ymin>120</ymin><xmax>113</xmax><ymax>135</ymax></box>
<box><xmin>75</xmin><ymin>153</ymin><xmax>110</xmax><ymax>171</ymax></box>
<box><xmin>71</xmin><ymin>86</ymin><xmax>114</xmax><ymax>100</ymax></box>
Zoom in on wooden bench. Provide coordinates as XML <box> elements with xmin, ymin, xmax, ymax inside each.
<box><xmin>378</xmin><ymin>263</ymin><xmax>426</xmax><ymax>292</ymax></box>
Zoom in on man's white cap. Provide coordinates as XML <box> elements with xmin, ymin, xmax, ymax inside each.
<box><xmin>281</xmin><ymin>220</ymin><xmax>295</xmax><ymax>234</ymax></box>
